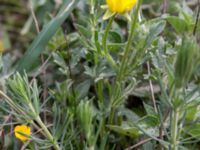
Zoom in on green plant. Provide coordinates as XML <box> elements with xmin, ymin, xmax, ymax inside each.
<box><xmin>1</xmin><ymin>0</ymin><xmax>200</xmax><ymax>149</ymax></box>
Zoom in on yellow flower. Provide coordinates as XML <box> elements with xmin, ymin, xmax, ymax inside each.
<box><xmin>106</xmin><ymin>0</ymin><xmax>137</xmax><ymax>13</ymax></box>
<box><xmin>0</xmin><ymin>40</ymin><xmax>4</xmax><ymax>53</ymax></box>
<box><xmin>14</xmin><ymin>125</ymin><xmax>31</xmax><ymax>142</ymax></box>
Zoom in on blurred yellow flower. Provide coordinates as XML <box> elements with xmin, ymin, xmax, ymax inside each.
<box><xmin>0</xmin><ymin>40</ymin><xmax>4</xmax><ymax>53</ymax></box>
<box><xmin>106</xmin><ymin>0</ymin><xmax>137</xmax><ymax>13</ymax></box>
<box><xmin>14</xmin><ymin>125</ymin><xmax>31</xmax><ymax>142</ymax></box>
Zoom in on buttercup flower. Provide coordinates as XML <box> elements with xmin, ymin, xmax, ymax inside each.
<box><xmin>106</xmin><ymin>0</ymin><xmax>137</xmax><ymax>13</ymax></box>
<box><xmin>14</xmin><ymin>125</ymin><xmax>31</xmax><ymax>142</ymax></box>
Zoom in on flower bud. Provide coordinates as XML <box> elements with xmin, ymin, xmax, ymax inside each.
<box><xmin>174</xmin><ymin>37</ymin><xmax>199</xmax><ymax>88</ymax></box>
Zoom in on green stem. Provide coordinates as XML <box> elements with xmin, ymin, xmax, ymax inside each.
<box><xmin>109</xmin><ymin>107</ymin><xmax>115</xmax><ymax>124</ymax></box>
<box><xmin>102</xmin><ymin>15</ymin><xmax>115</xmax><ymax>54</ymax></box>
<box><xmin>36</xmin><ymin>116</ymin><xmax>61</xmax><ymax>150</ymax></box>
<box><xmin>171</xmin><ymin>109</ymin><xmax>179</xmax><ymax>150</ymax></box>
<box><xmin>117</xmin><ymin>0</ymin><xmax>142</xmax><ymax>81</ymax></box>
<box><xmin>96</xmin><ymin>80</ymin><xmax>104</xmax><ymax>104</ymax></box>
<box><xmin>102</xmin><ymin>15</ymin><xmax>117</xmax><ymax>68</ymax></box>
<box><xmin>109</xmin><ymin>0</ymin><xmax>142</xmax><ymax>125</ymax></box>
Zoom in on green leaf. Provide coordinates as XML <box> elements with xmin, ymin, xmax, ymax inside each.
<box><xmin>138</xmin><ymin>115</ymin><xmax>160</xmax><ymax>128</ymax></box>
<box><xmin>109</xmin><ymin>31</ymin><xmax>122</xmax><ymax>43</ymax></box>
<box><xmin>75</xmin><ymin>79</ymin><xmax>91</xmax><ymax>99</ymax></box>
<box><xmin>75</xmin><ymin>24</ymin><xmax>91</xmax><ymax>38</ymax></box>
<box><xmin>166</xmin><ymin>16</ymin><xmax>188</xmax><ymax>33</ymax></box>
<box><xmin>144</xmin><ymin>20</ymin><xmax>166</xmax><ymax>49</ymax></box>
<box><xmin>143</xmin><ymin>103</ymin><xmax>157</xmax><ymax>116</ymax></box>
<box><xmin>107</xmin><ymin>124</ymin><xmax>140</xmax><ymax>138</ymax></box>
<box><xmin>185</xmin><ymin>106</ymin><xmax>198</xmax><ymax>122</ymax></box>
<box><xmin>185</xmin><ymin>123</ymin><xmax>200</xmax><ymax>139</ymax></box>
<box><xmin>16</xmin><ymin>0</ymin><xmax>79</xmax><ymax>72</ymax></box>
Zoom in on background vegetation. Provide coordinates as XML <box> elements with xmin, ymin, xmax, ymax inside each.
<box><xmin>0</xmin><ymin>0</ymin><xmax>200</xmax><ymax>150</ymax></box>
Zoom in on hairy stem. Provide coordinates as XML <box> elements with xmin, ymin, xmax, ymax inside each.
<box><xmin>36</xmin><ymin>116</ymin><xmax>61</xmax><ymax>150</ymax></box>
<box><xmin>117</xmin><ymin>0</ymin><xmax>142</xmax><ymax>81</ymax></box>
<box><xmin>109</xmin><ymin>0</ymin><xmax>142</xmax><ymax>124</ymax></box>
<box><xmin>102</xmin><ymin>15</ymin><xmax>116</xmax><ymax>68</ymax></box>
<box><xmin>171</xmin><ymin>109</ymin><xmax>179</xmax><ymax>150</ymax></box>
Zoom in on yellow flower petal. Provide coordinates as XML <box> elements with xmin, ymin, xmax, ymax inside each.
<box><xmin>14</xmin><ymin>125</ymin><xmax>31</xmax><ymax>142</ymax></box>
<box><xmin>106</xmin><ymin>0</ymin><xmax>137</xmax><ymax>13</ymax></box>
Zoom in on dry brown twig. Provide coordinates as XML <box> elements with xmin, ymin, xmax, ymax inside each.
<box><xmin>124</xmin><ymin>138</ymin><xmax>152</xmax><ymax>150</ymax></box>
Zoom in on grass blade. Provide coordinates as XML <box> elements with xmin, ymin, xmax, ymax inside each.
<box><xmin>16</xmin><ymin>0</ymin><xmax>79</xmax><ymax>72</ymax></box>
